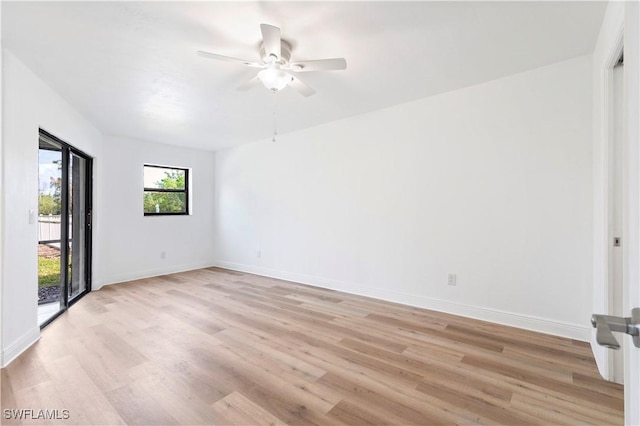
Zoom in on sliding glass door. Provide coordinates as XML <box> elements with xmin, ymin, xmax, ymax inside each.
<box><xmin>38</xmin><ymin>130</ymin><xmax>92</xmax><ymax>327</ymax></box>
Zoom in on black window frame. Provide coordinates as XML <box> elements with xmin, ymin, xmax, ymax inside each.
<box><xmin>143</xmin><ymin>164</ymin><xmax>190</xmax><ymax>216</ymax></box>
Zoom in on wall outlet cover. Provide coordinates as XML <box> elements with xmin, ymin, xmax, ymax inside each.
<box><xmin>448</xmin><ymin>273</ymin><xmax>457</xmax><ymax>286</ymax></box>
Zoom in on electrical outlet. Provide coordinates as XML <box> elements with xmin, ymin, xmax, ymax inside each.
<box><xmin>448</xmin><ymin>273</ymin><xmax>457</xmax><ymax>286</ymax></box>
<box><xmin>160</xmin><ymin>251</ymin><xmax>167</xmax><ymax>259</ymax></box>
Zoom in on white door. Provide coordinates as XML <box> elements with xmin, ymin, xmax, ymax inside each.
<box><xmin>624</xmin><ymin>2</ymin><xmax>639</xmax><ymax>423</ymax></box>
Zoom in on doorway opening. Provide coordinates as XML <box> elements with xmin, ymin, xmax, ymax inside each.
<box><xmin>38</xmin><ymin>129</ymin><xmax>93</xmax><ymax>327</ymax></box>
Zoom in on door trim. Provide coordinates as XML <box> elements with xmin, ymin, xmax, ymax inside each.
<box><xmin>592</xmin><ymin>12</ymin><xmax>625</xmax><ymax>382</ymax></box>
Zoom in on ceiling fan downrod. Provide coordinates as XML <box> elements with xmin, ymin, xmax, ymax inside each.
<box><xmin>272</xmin><ymin>91</ymin><xmax>278</xmax><ymax>143</ymax></box>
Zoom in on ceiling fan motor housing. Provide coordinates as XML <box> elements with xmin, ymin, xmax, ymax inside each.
<box><xmin>260</xmin><ymin>40</ymin><xmax>292</xmax><ymax>64</ymax></box>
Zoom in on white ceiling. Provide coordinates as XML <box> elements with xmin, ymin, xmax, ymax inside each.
<box><xmin>2</xmin><ymin>1</ymin><xmax>606</xmax><ymax>151</ymax></box>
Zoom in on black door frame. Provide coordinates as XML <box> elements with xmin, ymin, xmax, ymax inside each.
<box><xmin>39</xmin><ymin>129</ymin><xmax>93</xmax><ymax>328</ymax></box>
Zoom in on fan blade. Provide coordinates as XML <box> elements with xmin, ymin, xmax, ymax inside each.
<box><xmin>287</xmin><ymin>73</ymin><xmax>315</xmax><ymax>97</ymax></box>
<box><xmin>237</xmin><ymin>76</ymin><xmax>260</xmax><ymax>91</ymax></box>
<box><xmin>197</xmin><ymin>51</ymin><xmax>262</xmax><ymax>68</ymax></box>
<box><xmin>289</xmin><ymin>58</ymin><xmax>347</xmax><ymax>72</ymax></box>
<box><xmin>260</xmin><ymin>24</ymin><xmax>281</xmax><ymax>60</ymax></box>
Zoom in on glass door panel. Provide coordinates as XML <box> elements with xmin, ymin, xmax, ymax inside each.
<box><xmin>38</xmin><ymin>138</ymin><xmax>63</xmax><ymax>325</ymax></box>
<box><xmin>69</xmin><ymin>152</ymin><xmax>89</xmax><ymax>301</ymax></box>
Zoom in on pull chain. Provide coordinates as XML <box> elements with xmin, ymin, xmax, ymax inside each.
<box><xmin>272</xmin><ymin>91</ymin><xmax>278</xmax><ymax>142</ymax></box>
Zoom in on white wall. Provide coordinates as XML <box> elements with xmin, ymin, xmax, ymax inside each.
<box><xmin>215</xmin><ymin>55</ymin><xmax>593</xmax><ymax>340</ymax></box>
<box><xmin>1</xmin><ymin>49</ymin><xmax>103</xmax><ymax>366</ymax></box>
<box><xmin>96</xmin><ymin>136</ymin><xmax>215</xmax><ymax>287</ymax></box>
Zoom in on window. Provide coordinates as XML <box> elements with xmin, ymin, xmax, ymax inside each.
<box><xmin>143</xmin><ymin>165</ymin><xmax>189</xmax><ymax>215</ymax></box>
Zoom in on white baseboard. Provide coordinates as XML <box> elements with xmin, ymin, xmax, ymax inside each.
<box><xmin>97</xmin><ymin>261</ymin><xmax>216</xmax><ymax>289</ymax></box>
<box><xmin>1</xmin><ymin>326</ymin><xmax>40</xmax><ymax>368</ymax></box>
<box><xmin>216</xmin><ymin>261</ymin><xmax>591</xmax><ymax>342</ymax></box>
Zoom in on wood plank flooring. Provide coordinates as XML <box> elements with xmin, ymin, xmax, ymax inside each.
<box><xmin>1</xmin><ymin>267</ymin><xmax>624</xmax><ymax>425</ymax></box>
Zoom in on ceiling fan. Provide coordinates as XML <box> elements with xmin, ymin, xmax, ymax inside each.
<box><xmin>197</xmin><ymin>24</ymin><xmax>347</xmax><ymax>97</ymax></box>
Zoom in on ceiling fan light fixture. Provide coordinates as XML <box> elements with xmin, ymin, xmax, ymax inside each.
<box><xmin>258</xmin><ymin>68</ymin><xmax>292</xmax><ymax>92</ymax></box>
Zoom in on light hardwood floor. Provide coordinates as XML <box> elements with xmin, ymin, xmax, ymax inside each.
<box><xmin>1</xmin><ymin>268</ymin><xmax>623</xmax><ymax>425</ymax></box>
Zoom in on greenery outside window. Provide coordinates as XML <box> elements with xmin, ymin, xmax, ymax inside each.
<box><xmin>143</xmin><ymin>165</ymin><xmax>189</xmax><ymax>215</ymax></box>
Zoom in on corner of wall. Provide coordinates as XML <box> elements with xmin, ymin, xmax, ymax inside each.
<box><xmin>1</xmin><ymin>327</ymin><xmax>39</xmax><ymax>368</ymax></box>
